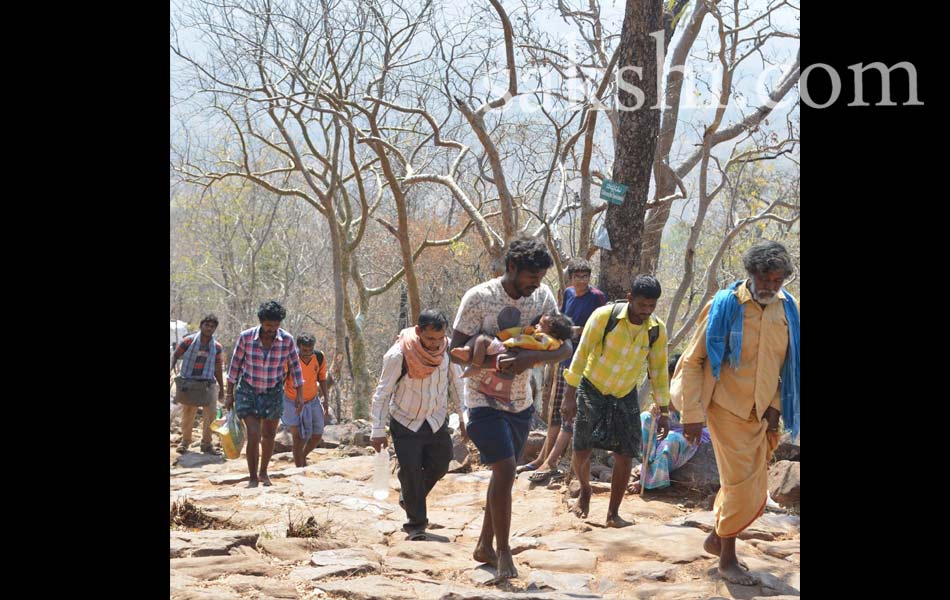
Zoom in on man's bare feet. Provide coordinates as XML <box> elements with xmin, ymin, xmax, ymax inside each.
<box><xmin>718</xmin><ymin>561</ymin><xmax>760</xmax><ymax>586</ymax></box>
<box><xmin>259</xmin><ymin>473</ymin><xmax>272</xmax><ymax>487</ymax></box>
<box><xmin>247</xmin><ymin>478</ymin><xmax>259</xmax><ymax>488</ymax></box>
<box><xmin>485</xmin><ymin>549</ymin><xmax>518</xmax><ymax>584</ymax></box>
<box><xmin>473</xmin><ymin>543</ymin><xmax>498</xmax><ymax>567</ymax></box>
<box><xmin>450</xmin><ymin>347</ymin><xmax>472</xmax><ymax>362</ymax></box>
<box><xmin>703</xmin><ymin>532</ymin><xmax>749</xmax><ymax>570</ymax></box>
<box><xmin>605</xmin><ymin>513</ymin><xmax>634</xmax><ymax>528</ymax></box>
<box><xmin>570</xmin><ymin>487</ymin><xmax>591</xmax><ymax>518</ymax></box>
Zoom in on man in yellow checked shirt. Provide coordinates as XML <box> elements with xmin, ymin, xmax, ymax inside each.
<box><xmin>560</xmin><ymin>274</ymin><xmax>671</xmax><ymax>528</ymax></box>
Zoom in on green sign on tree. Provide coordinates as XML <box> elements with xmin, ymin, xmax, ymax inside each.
<box><xmin>600</xmin><ymin>180</ymin><xmax>628</xmax><ymax>205</ymax></box>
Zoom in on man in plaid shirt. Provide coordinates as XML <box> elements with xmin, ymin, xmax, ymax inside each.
<box><xmin>225</xmin><ymin>300</ymin><xmax>304</xmax><ymax>487</ymax></box>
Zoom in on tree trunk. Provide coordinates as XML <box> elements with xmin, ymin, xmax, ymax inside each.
<box><xmin>599</xmin><ymin>0</ymin><xmax>663</xmax><ymax>300</ymax></box>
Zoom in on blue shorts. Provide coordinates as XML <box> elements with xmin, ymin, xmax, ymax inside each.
<box><xmin>466</xmin><ymin>405</ymin><xmax>534</xmax><ymax>465</ymax></box>
<box><xmin>281</xmin><ymin>394</ymin><xmax>325</xmax><ymax>437</ymax></box>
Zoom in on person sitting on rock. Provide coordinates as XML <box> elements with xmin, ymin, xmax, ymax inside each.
<box><xmin>629</xmin><ymin>354</ymin><xmax>711</xmax><ymax>493</ymax></box>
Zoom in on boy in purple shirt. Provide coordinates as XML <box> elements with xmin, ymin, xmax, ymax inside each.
<box><xmin>520</xmin><ymin>258</ymin><xmax>607</xmax><ymax>481</ymax></box>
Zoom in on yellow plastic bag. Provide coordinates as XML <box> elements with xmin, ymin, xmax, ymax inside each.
<box><xmin>213</xmin><ymin>410</ymin><xmax>246</xmax><ymax>459</ymax></box>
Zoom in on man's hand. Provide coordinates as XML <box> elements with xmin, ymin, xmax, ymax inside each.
<box><xmin>371</xmin><ymin>436</ymin><xmax>389</xmax><ymax>453</ymax></box>
<box><xmin>458</xmin><ymin>418</ymin><xmax>468</xmax><ymax>442</ymax></box>
<box><xmin>295</xmin><ymin>399</ymin><xmax>304</xmax><ymax>415</ymax></box>
<box><xmin>560</xmin><ymin>385</ymin><xmax>578</xmax><ymax>423</ymax></box>
<box><xmin>496</xmin><ymin>349</ymin><xmax>534</xmax><ymax>375</ymax></box>
<box><xmin>682</xmin><ymin>422</ymin><xmax>704</xmax><ymax>446</ymax></box>
<box><xmin>224</xmin><ymin>390</ymin><xmax>234</xmax><ymax>410</ymax></box>
<box><xmin>763</xmin><ymin>407</ymin><xmax>781</xmax><ymax>431</ymax></box>
<box><xmin>656</xmin><ymin>413</ymin><xmax>670</xmax><ymax>441</ymax></box>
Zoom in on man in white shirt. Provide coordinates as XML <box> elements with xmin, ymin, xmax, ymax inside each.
<box><xmin>450</xmin><ymin>236</ymin><xmax>573</xmax><ymax>581</ymax></box>
<box><xmin>370</xmin><ymin>309</ymin><xmax>467</xmax><ymax>540</ymax></box>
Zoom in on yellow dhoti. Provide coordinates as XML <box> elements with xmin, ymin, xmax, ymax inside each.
<box><xmin>706</xmin><ymin>401</ymin><xmax>772</xmax><ymax>538</ymax></box>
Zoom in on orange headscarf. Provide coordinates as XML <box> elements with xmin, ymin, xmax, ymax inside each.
<box><xmin>398</xmin><ymin>327</ymin><xmax>447</xmax><ymax>379</ymax></box>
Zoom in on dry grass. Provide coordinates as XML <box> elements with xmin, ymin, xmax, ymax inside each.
<box><xmin>170</xmin><ymin>498</ymin><xmax>228</xmax><ymax>530</ymax></box>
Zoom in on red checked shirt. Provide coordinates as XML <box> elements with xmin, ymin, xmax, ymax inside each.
<box><xmin>227</xmin><ymin>326</ymin><xmax>304</xmax><ymax>393</ymax></box>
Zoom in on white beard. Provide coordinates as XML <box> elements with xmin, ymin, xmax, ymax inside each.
<box><xmin>749</xmin><ymin>280</ymin><xmax>780</xmax><ymax>305</ymax></box>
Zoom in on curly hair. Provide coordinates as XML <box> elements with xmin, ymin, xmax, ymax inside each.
<box><xmin>504</xmin><ymin>236</ymin><xmax>554</xmax><ymax>272</ymax></box>
<box><xmin>257</xmin><ymin>300</ymin><xmax>287</xmax><ymax>322</ymax></box>
<box><xmin>742</xmin><ymin>241</ymin><xmax>793</xmax><ymax>277</ymax></box>
<box><xmin>199</xmin><ymin>314</ymin><xmax>219</xmax><ymax>327</ymax></box>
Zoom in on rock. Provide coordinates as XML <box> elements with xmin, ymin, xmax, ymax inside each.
<box><xmin>169</xmin><ymin>530</ymin><xmax>259</xmax><ymax>558</ymax></box>
<box><xmin>322</xmin><ymin>421</ymin><xmax>372</xmax><ymax>447</ymax></box>
<box><xmin>568</xmin><ymin>480</ymin><xmax>581</xmax><ymax>497</ymax></box>
<box><xmin>170</xmin><ymin>554</ymin><xmax>278</xmax><ymax>579</ymax></box>
<box><xmin>623</xmin><ymin>560</ymin><xmax>677</xmax><ymax>581</ymax></box>
<box><xmin>526</xmin><ymin>569</ymin><xmax>595</xmax><ymax>593</ymax></box>
<box><xmin>319</xmin><ymin>437</ymin><xmax>341</xmax><ymax>449</ymax></box>
<box><xmin>326</xmin><ymin>495</ymin><xmax>396</xmax><ymax>516</ymax></box>
<box><xmin>748</xmin><ymin>538</ymin><xmax>801</xmax><ymax>559</ymax></box>
<box><xmin>310</xmin><ymin>575</ymin><xmax>436</xmax><ymax>600</ymax></box>
<box><xmin>315</xmin><ymin>575</ymin><xmax>593</xmax><ymax>600</ymax></box>
<box><xmin>517</xmin><ymin>549</ymin><xmax>598</xmax><ymax>572</ymax></box>
<box><xmin>623</xmin><ymin>497</ymin><xmax>687</xmax><ymax>522</ymax></box>
<box><xmin>769</xmin><ymin>460</ymin><xmax>800</xmax><ymax>508</ymax></box>
<box><xmin>467</xmin><ymin>565</ymin><xmax>496</xmax><ymax>585</ymax></box>
<box><xmin>311</xmin><ymin>455</ymin><xmax>376</xmax><ymax>480</ymax></box>
<box><xmin>673</xmin><ymin>510</ymin><xmax>799</xmax><ymax>541</ymax></box>
<box><xmin>259</xmin><ymin>537</ymin><xmax>342</xmax><ymax>562</ymax></box>
<box><xmin>385</xmin><ymin>539</ymin><xmax>475</xmax><ymax>572</ymax></box>
<box><xmin>447</xmin><ymin>459</ymin><xmax>470</xmax><ymax>473</ymax></box>
<box><xmin>289</xmin><ymin>474</ymin><xmax>364</xmax><ymax>498</ymax></box>
<box><xmin>219</xmin><ymin>575</ymin><xmax>299</xmax><ymax>599</ymax></box>
<box><xmin>342</xmin><ymin>445</ymin><xmax>375</xmax><ymax>456</ymax></box>
<box><xmin>274</xmin><ymin>428</ymin><xmax>294</xmax><ymax>453</ymax></box>
<box><xmin>175</xmin><ymin>452</ymin><xmax>228</xmax><ymax>468</ymax></box>
<box><xmin>447</xmin><ymin>431</ymin><xmax>472</xmax><ymax>473</ymax></box>
<box><xmin>519</xmin><ymin>430</ymin><xmax>548</xmax><ymax>464</ymax></box>
<box><xmin>741</xmin><ymin>556</ymin><xmax>801</xmax><ymax>594</ymax></box>
<box><xmin>773</xmin><ymin>433</ymin><xmax>800</xmax><ymax>462</ymax></box>
<box><xmin>668</xmin><ymin>443</ymin><xmax>720</xmax><ymax>495</ymax></box>
<box><xmin>375</xmin><ymin>520</ymin><xmax>400</xmax><ymax>534</ymax></box>
<box><xmin>207</xmin><ymin>473</ymin><xmax>251</xmax><ymax>485</ymax></box>
<box><xmin>626</xmin><ymin>581</ymin><xmax>717</xmax><ymax>599</ymax></box>
<box><xmin>569</xmin><ymin>524</ymin><xmax>710</xmax><ymax>564</ymax></box>
<box><xmin>292</xmin><ymin>548</ymin><xmax>380</xmax><ymax>579</ymax></box>
<box><xmin>451</xmin><ymin>431</ymin><xmax>470</xmax><ymax>463</ymax></box>
<box><xmin>170</xmin><ymin>587</ymin><xmax>243</xmax><ymax>600</ymax></box>
<box><xmin>567</xmin><ymin>480</ymin><xmax>610</xmax><ymax>497</ymax></box>
<box><xmin>510</xmin><ymin>536</ymin><xmax>541</xmax><ymax>554</ymax></box>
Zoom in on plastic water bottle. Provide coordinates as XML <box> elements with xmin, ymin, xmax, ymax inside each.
<box><xmin>372</xmin><ymin>450</ymin><xmax>390</xmax><ymax>500</ymax></box>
